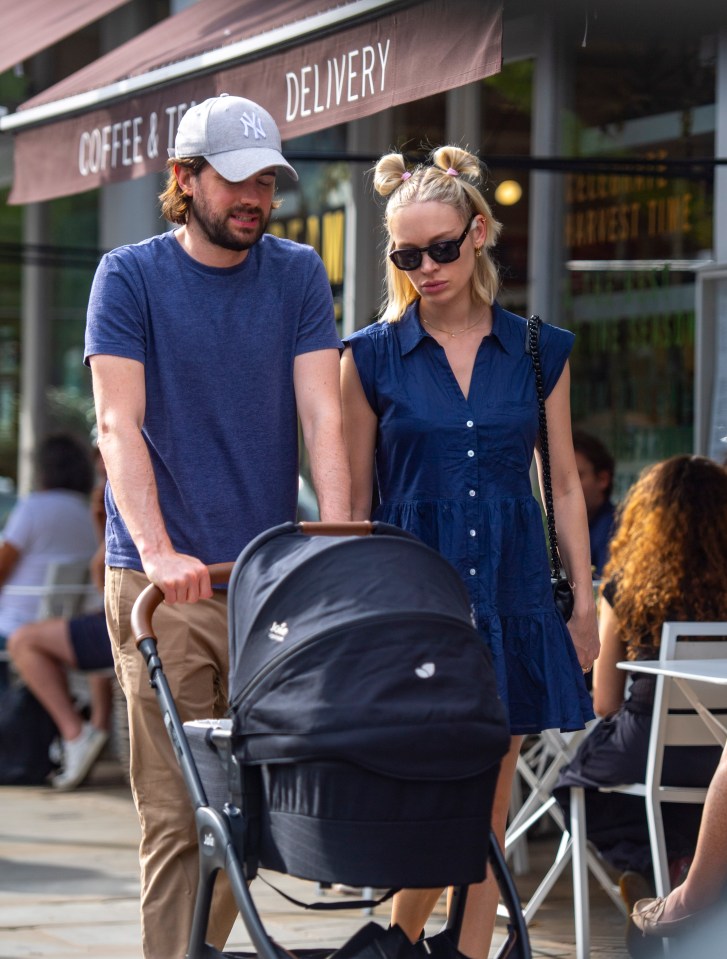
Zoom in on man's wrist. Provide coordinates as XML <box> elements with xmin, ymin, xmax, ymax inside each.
<box><xmin>136</xmin><ymin>534</ymin><xmax>176</xmax><ymax>568</ymax></box>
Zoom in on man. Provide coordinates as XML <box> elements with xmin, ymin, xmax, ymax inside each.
<box><xmin>572</xmin><ymin>429</ymin><xmax>616</xmax><ymax>578</ymax></box>
<box><xmin>84</xmin><ymin>94</ymin><xmax>351</xmax><ymax>959</ymax></box>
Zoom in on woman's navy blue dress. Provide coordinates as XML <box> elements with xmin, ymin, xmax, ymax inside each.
<box><xmin>346</xmin><ymin>301</ymin><xmax>594</xmax><ymax>735</ymax></box>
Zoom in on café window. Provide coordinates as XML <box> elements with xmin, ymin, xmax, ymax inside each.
<box><xmin>480</xmin><ymin>60</ymin><xmax>533</xmax><ymax>316</ymax></box>
<box><xmin>563</xmin><ymin>17</ymin><xmax>715</xmax><ymax>493</ymax></box>
<box><xmin>270</xmin><ymin>123</ymin><xmax>348</xmax><ymax>329</ymax></box>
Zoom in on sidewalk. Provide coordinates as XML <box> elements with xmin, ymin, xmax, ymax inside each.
<box><xmin>0</xmin><ymin>759</ymin><xmax>631</xmax><ymax>959</ymax></box>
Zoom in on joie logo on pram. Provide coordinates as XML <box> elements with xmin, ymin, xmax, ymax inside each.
<box><xmin>267</xmin><ymin>621</ymin><xmax>289</xmax><ymax>642</ymax></box>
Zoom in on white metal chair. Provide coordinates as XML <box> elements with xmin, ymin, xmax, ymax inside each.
<box><xmin>570</xmin><ymin>621</ymin><xmax>727</xmax><ymax>958</ymax></box>
<box><xmin>502</xmin><ymin>723</ymin><xmax>625</xmax><ymax>934</ymax></box>
<box><xmin>503</xmin><ymin>578</ymin><xmax>616</xmax><ymax>922</ymax></box>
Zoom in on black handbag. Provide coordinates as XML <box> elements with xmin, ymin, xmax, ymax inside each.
<box><xmin>526</xmin><ymin>315</ymin><xmax>575</xmax><ymax>623</ymax></box>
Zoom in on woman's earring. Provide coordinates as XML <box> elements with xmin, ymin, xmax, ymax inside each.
<box><xmin>475</xmin><ymin>247</ymin><xmax>482</xmax><ymax>259</ymax></box>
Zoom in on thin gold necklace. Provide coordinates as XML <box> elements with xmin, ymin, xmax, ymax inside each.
<box><xmin>422</xmin><ymin>314</ymin><xmax>485</xmax><ymax>338</ymax></box>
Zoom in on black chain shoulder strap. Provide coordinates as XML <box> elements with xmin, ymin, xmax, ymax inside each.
<box><xmin>526</xmin><ymin>315</ymin><xmax>561</xmax><ymax>578</ymax></box>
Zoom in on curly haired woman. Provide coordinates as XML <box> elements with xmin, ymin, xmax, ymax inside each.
<box><xmin>554</xmin><ymin>455</ymin><xmax>727</xmax><ymax>938</ymax></box>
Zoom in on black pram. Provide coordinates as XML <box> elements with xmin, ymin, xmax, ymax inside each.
<box><xmin>132</xmin><ymin>521</ymin><xmax>532</xmax><ymax>959</ymax></box>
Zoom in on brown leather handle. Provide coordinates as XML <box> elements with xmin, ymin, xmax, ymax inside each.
<box><xmin>298</xmin><ymin>521</ymin><xmax>373</xmax><ymax>537</ymax></box>
<box><xmin>131</xmin><ymin>562</ymin><xmax>235</xmax><ymax>648</ymax></box>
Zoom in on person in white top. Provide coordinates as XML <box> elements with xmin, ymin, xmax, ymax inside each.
<box><xmin>0</xmin><ymin>433</ymin><xmax>98</xmax><ymax>654</ymax></box>
<box><xmin>6</xmin><ymin>444</ymin><xmax>114</xmax><ymax>789</ymax></box>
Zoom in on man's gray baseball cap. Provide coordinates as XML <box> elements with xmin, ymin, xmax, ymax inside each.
<box><xmin>170</xmin><ymin>93</ymin><xmax>298</xmax><ymax>182</ymax></box>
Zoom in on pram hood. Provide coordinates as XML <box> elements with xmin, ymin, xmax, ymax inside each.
<box><xmin>227</xmin><ymin>523</ymin><xmax>510</xmax><ymax>781</ymax></box>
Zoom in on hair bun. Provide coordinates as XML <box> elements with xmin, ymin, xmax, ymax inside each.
<box><xmin>373</xmin><ymin>152</ymin><xmax>412</xmax><ymax>197</ymax></box>
<box><xmin>431</xmin><ymin>146</ymin><xmax>482</xmax><ymax>182</ymax></box>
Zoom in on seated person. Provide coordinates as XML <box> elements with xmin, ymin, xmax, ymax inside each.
<box><xmin>8</xmin><ymin>548</ymin><xmax>114</xmax><ymax>790</ymax></box>
<box><xmin>0</xmin><ymin>433</ymin><xmax>98</xmax><ymax>686</ymax></box>
<box><xmin>572</xmin><ymin>429</ymin><xmax>616</xmax><ymax>578</ymax></box>
<box><xmin>554</xmin><ymin>456</ymin><xmax>727</xmax><ymax>926</ymax></box>
<box><xmin>5</xmin><ymin>439</ymin><xmax>115</xmax><ymax>789</ymax></box>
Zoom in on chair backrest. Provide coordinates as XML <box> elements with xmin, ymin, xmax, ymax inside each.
<box><xmin>656</xmin><ymin>622</ymin><xmax>727</xmax><ymax>747</ymax></box>
<box><xmin>38</xmin><ymin>559</ymin><xmax>95</xmax><ymax>619</ymax></box>
<box><xmin>639</xmin><ymin>620</ymin><xmax>727</xmax><ymax>799</ymax></box>
<box><xmin>1</xmin><ymin>559</ymin><xmax>98</xmax><ymax>622</ymax></box>
<box><xmin>660</xmin><ymin>621</ymin><xmax>727</xmax><ymax>659</ymax></box>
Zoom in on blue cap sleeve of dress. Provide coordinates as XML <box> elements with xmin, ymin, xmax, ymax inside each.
<box><xmin>538</xmin><ymin>323</ymin><xmax>575</xmax><ymax>398</ymax></box>
<box><xmin>342</xmin><ymin>328</ymin><xmax>379</xmax><ymax>413</ymax></box>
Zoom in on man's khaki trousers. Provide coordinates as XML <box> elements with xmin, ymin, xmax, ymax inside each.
<box><xmin>106</xmin><ymin>567</ymin><xmax>239</xmax><ymax>959</ymax></box>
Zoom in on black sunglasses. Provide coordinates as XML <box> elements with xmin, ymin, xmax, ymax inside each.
<box><xmin>388</xmin><ymin>221</ymin><xmax>473</xmax><ymax>271</ymax></box>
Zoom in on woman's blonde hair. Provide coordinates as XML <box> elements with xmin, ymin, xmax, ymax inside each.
<box><xmin>158</xmin><ymin>157</ymin><xmax>284</xmax><ymax>224</ymax></box>
<box><xmin>602</xmin><ymin>455</ymin><xmax>727</xmax><ymax>658</ymax></box>
<box><xmin>372</xmin><ymin>146</ymin><xmax>502</xmax><ymax>323</ymax></box>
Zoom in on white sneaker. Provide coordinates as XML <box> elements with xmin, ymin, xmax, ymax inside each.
<box><xmin>52</xmin><ymin>723</ymin><xmax>108</xmax><ymax>791</ymax></box>
<box><xmin>48</xmin><ymin>736</ymin><xmax>63</xmax><ymax>765</ymax></box>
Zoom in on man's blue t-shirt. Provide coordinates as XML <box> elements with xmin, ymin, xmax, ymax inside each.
<box><xmin>84</xmin><ymin>230</ymin><xmax>341</xmax><ymax>569</ymax></box>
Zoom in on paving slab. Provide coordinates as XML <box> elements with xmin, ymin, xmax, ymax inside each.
<box><xmin>0</xmin><ymin>762</ymin><xmax>631</xmax><ymax>959</ymax></box>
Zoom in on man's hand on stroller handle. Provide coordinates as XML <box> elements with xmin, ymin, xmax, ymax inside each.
<box><xmin>141</xmin><ymin>549</ymin><xmax>213</xmax><ymax>605</ymax></box>
<box><xmin>132</xmin><ymin>562</ymin><xmax>233</xmax><ymax>648</ymax></box>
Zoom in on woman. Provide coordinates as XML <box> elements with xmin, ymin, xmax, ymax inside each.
<box><xmin>340</xmin><ymin>145</ymin><xmax>598</xmax><ymax>959</ymax></box>
<box><xmin>555</xmin><ymin>456</ymin><xmax>727</xmax><ymax>912</ymax></box>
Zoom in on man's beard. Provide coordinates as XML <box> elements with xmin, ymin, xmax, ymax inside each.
<box><xmin>190</xmin><ymin>196</ymin><xmax>270</xmax><ymax>252</ymax></box>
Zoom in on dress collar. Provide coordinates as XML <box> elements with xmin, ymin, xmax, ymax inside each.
<box><xmin>395</xmin><ymin>300</ymin><xmax>518</xmax><ymax>356</ymax></box>
<box><xmin>397</xmin><ymin>303</ymin><xmax>429</xmax><ymax>356</ymax></box>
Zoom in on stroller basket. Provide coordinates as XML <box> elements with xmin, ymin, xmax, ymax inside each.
<box><xmin>185</xmin><ymin>721</ymin><xmax>500</xmax><ymax>888</ymax></box>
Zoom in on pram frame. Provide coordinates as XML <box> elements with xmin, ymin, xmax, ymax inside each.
<box><xmin>131</xmin><ymin>522</ymin><xmax>531</xmax><ymax>959</ymax></box>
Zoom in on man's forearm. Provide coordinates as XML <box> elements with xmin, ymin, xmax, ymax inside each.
<box><xmin>306</xmin><ymin>419</ymin><xmax>352</xmax><ymax>523</ymax></box>
<box><xmin>97</xmin><ymin>425</ymin><xmax>174</xmax><ymax>567</ymax></box>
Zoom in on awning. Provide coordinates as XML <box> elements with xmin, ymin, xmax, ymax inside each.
<box><xmin>1</xmin><ymin>0</ymin><xmax>502</xmax><ymax>205</ymax></box>
<box><xmin>2</xmin><ymin>0</ymin><xmax>132</xmax><ymax>76</ymax></box>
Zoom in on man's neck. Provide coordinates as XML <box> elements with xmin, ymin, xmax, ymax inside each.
<box><xmin>174</xmin><ymin>224</ymin><xmax>250</xmax><ymax>269</ymax></box>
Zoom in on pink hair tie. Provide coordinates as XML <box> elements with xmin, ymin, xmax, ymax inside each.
<box><xmin>401</xmin><ymin>171</ymin><xmax>412</xmax><ymax>181</ymax></box>
<box><xmin>445</xmin><ymin>167</ymin><xmax>459</xmax><ymax>177</ymax></box>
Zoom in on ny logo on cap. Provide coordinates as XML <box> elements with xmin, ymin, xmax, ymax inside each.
<box><xmin>240</xmin><ymin>111</ymin><xmax>267</xmax><ymax>140</ymax></box>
